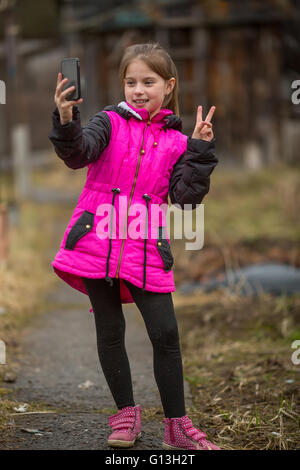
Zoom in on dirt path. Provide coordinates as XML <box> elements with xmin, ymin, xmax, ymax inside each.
<box><xmin>1</xmin><ymin>272</ymin><xmax>193</xmax><ymax>450</ymax></box>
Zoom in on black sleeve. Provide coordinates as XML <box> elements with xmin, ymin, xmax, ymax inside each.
<box><xmin>48</xmin><ymin>105</ymin><xmax>111</xmax><ymax>170</ymax></box>
<box><xmin>169</xmin><ymin>136</ymin><xmax>218</xmax><ymax>210</ymax></box>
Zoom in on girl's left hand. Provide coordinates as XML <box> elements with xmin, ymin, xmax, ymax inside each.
<box><xmin>191</xmin><ymin>105</ymin><xmax>216</xmax><ymax>141</ymax></box>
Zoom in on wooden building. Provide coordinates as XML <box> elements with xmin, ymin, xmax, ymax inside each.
<box><xmin>0</xmin><ymin>0</ymin><xmax>299</xmax><ymax>169</ymax></box>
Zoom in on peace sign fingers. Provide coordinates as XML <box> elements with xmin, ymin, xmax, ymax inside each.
<box><xmin>192</xmin><ymin>105</ymin><xmax>216</xmax><ymax>142</ymax></box>
<box><xmin>196</xmin><ymin>105</ymin><xmax>215</xmax><ymax>128</ymax></box>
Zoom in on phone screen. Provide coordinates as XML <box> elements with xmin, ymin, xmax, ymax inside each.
<box><xmin>61</xmin><ymin>58</ymin><xmax>81</xmax><ymax>101</ymax></box>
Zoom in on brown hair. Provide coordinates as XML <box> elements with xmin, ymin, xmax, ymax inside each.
<box><xmin>118</xmin><ymin>42</ymin><xmax>180</xmax><ymax>116</ymax></box>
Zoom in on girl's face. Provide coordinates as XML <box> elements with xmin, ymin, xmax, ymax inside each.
<box><xmin>123</xmin><ymin>59</ymin><xmax>175</xmax><ymax>120</ymax></box>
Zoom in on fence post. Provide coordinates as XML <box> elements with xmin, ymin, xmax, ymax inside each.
<box><xmin>0</xmin><ymin>202</ymin><xmax>9</xmax><ymax>266</ymax></box>
<box><xmin>11</xmin><ymin>123</ymin><xmax>30</xmax><ymax>201</ymax></box>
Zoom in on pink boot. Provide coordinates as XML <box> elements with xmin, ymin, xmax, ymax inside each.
<box><xmin>107</xmin><ymin>404</ymin><xmax>142</xmax><ymax>448</ymax></box>
<box><xmin>162</xmin><ymin>415</ymin><xmax>221</xmax><ymax>450</ymax></box>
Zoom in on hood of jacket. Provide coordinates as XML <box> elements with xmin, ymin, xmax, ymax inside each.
<box><xmin>103</xmin><ymin>100</ymin><xmax>183</xmax><ymax>132</ymax></box>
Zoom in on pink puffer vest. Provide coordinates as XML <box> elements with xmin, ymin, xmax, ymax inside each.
<box><xmin>51</xmin><ymin>101</ymin><xmax>188</xmax><ymax>304</ymax></box>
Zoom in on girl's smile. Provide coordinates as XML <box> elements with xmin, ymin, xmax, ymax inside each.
<box><xmin>133</xmin><ymin>99</ymin><xmax>149</xmax><ymax>106</ymax></box>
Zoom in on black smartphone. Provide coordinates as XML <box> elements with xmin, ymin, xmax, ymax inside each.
<box><xmin>61</xmin><ymin>57</ymin><xmax>81</xmax><ymax>101</ymax></box>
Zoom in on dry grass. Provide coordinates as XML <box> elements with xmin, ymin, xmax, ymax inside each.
<box><xmin>171</xmin><ymin>163</ymin><xmax>300</xmax><ymax>286</ymax></box>
<box><xmin>173</xmin><ymin>289</ymin><xmax>300</xmax><ymax>450</ymax></box>
<box><xmin>169</xmin><ymin>164</ymin><xmax>300</xmax><ymax>449</ymax></box>
<box><xmin>31</xmin><ymin>151</ymin><xmax>86</xmax><ymax>192</ymax></box>
<box><xmin>205</xmin><ymin>163</ymin><xmax>300</xmax><ymax>242</ymax></box>
<box><xmin>0</xmin><ymin>199</ymin><xmax>58</xmax><ymax>428</ymax></box>
<box><xmin>0</xmin><ymin>201</ymin><xmax>56</xmax><ymax>338</ymax></box>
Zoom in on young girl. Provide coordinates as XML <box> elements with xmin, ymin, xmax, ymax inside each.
<box><xmin>49</xmin><ymin>42</ymin><xmax>219</xmax><ymax>450</ymax></box>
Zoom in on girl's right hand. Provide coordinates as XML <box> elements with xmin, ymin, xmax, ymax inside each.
<box><xmin>54</xmin><ymin>72</ymin><xmax>83</xmax><ymax>125</ymax></box>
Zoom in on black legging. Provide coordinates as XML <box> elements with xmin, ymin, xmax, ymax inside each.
<box><xmin>81</xmin><ymin>277</ymin><xmax>186</xmax><ymax>418</ymax></box>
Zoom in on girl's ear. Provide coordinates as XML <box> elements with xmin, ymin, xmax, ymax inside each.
<box><xmin>167</xmin><ymin>77</ymin><xmax>175</xmax><ymax>94</ymax></box>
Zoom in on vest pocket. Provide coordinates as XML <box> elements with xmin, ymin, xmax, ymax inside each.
<box><xmin>65</xmin><ymin>210</ymin><xmax>94</xmax><ymax>250</ymax></box>
<box><xmin>157</xmin><ymin>226</ymin><xmax>174</xmax><ymax>272</ymax></box>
